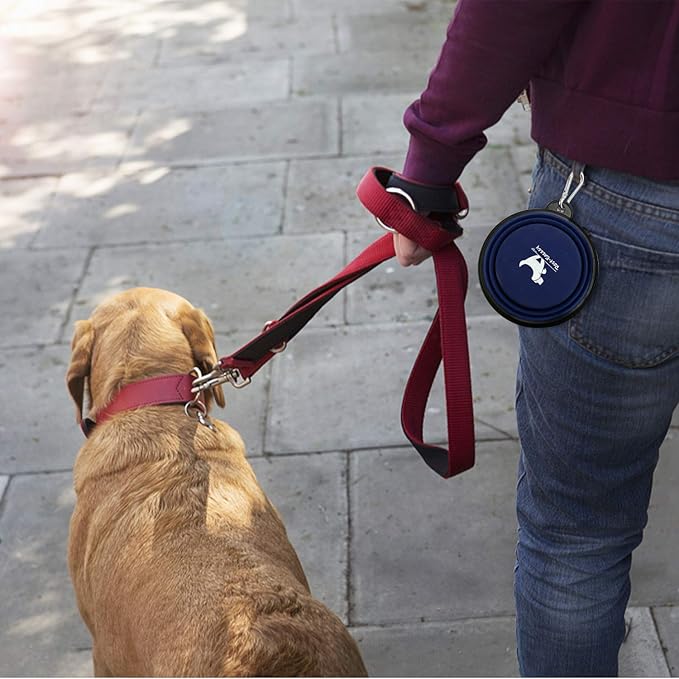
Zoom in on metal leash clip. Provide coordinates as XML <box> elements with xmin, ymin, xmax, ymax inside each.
<box><xmin>191</xmin><ymin>364</ymin><xmax>251</xmax><ymax>395</ymax></box>
<box><xmin>185</xmin><ymin>367</ymin><xmax>216</xmax><ymax>430</ymax></box>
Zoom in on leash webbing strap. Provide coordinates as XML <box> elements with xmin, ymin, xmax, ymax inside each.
<box><xmin>219</xmin><ymin>167</ymin><xmax>475</xmax><ymax>479</ymax></box>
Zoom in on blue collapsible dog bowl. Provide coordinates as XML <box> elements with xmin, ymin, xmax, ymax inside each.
<box><xmin>479</xmin><ymin>208</ymin><xmax>598</xmax><ymax>327</ymax></box>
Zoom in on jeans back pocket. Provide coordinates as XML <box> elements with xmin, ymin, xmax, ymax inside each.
<box><xmin>568</xmin><ymin>234</ymin><xmax>679</xmax><ymax>368</ymax></box>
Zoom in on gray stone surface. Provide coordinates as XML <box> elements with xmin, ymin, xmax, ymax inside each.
<box><xmin>341</xmin><ymin>95</ymin><xmax>532</xmax><ymax>168</ymax></box>
<box><xmin>94</xmin><ymin>58</ymin><xmax>290</xmax><ymax>113</ymax></box>
<box><xmin>213</xmin><ymin>332</ymin><xmax>272</xmax><ymax>456</ymax></box>
<box><xmin>459</xmin><ymin>148</ymin><xmax>529</xmax><ymax>227</ymax></box>
<box><xmin>341</xmin><ymin>92</ymin><xmax>414</xmax><ymax>157</ymax></box>
<box><xmin>0</xmin><ymin>111</ymin><xmax>136</xmax><ymax>178</ymax></box>
<box><xmin>352</xmin><ymin>607</ymin><xmax>672</xmax><ymax>678</ymax></box>
<box><xmin>511</xmin><ymin>143</ymin><xmax>540</xmax><ymax>196</ymax></box>
<box><xmin>250</xmin><ymin>452</ymin><xmax>348</xmax><ymax>621</ymax></box>
<box><xmin>654</xmin><ymin>606</ymin><xmax>679</xmax><ymax>676</ymax></box>
<box><xmin>0</xmin><ymin>344</ymin><xmax>81</xmax><ymax>475</ymax></box>
<box><xmin>0</xmin><ymin>176</ymin><xmax>58</xmax><ymax>249</ymax></box>
<box><xmin>630</xmin><ymin>434</ymin><xmax>679</xmax><ymax>607</ymax></box>
<box><xmin>2</xmin><ymin>0</ymin><xmax>676</xmax><ymax>675</ymax></box>
<box><xmin>352</xmin><ymin>617</ymin><xmax>518</xmax><ymax>677</ymax></box>
<box><xmin>126</xmin><ymin>98</ymin><xmax>339</xmax><ymax>165</ymax></box>
<box><xmin>284</xmin><ymin>154</ymin><xmax>403</xmax><ymax>234</ymax></box>
<box><xmin>0</xmin><ymin>473</ymin><xmax>91</xmax><ymax>677</ymax></box>
<box><xmin>467</xmin><ymin>318</ymin><xmax>519</xmax><ymax>439</ymax></box>
<box><xmin>350</xmin><ymin>442</ymin><xmax>520</xmax><ymax>624</ymax></box>
<box><xmin>336</xmin><ymin>11</ymin><xmax>453</xmax><ymax>53</ymax></box>
<box><xmin>266</xmin><ymin>322</ymin><xmax>515</xmax><ymax>454</ymax></box>
<box><xmin>34</xmin><ymin>162</ymin><xmax>286</xmax><ymax>248</ymax></box>
<box><xmin>158</xmin><ymin>16</ymin><xmax>336</xmax><ymax>66</ymax></box>
<box><xmin>619</xmin><ymin>608</ymin><xmax>671</xmax><ymax>677</ymax></box>
<box><xmin>0</xmin><ymin>248</ymin><xmax>88</xmax><ymax>349</ymax></box>
<box><xmin>345</xmin><ymin>226</ymin><xmax>498</xmax><ymax>325</ymax></box>
<box><xmin>292</xmin><ymin>0</ymin><xmax>458</xmax><ymax>15</ymax></box>
<box><xmin>293</xmin><ymin>49</ymin><xmax>437</xmax><ymax>97</ymax></box>
<box><xmin>67</xmin><ymin>233</ymin><xmax>345</xmax><ymax>336</ymax></box>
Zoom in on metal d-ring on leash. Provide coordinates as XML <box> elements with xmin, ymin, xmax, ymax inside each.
<box><xmin>185</xmin><ymin>367</ymin><xmax>216</xmax><ymax>430</ymax></box>
<box><xmin>375</xmin><ymin>187</ymin><xmax>417</xmax><ymax>233</ymax></box>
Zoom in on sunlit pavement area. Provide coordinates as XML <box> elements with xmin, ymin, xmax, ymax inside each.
<box><xmin>1</xmin><ymin>0</ymin><xmax>678</xmax><ymax>675</ymax></box>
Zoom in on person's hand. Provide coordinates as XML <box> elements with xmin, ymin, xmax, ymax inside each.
<box><xmin>393</xmin><ymin>232</ymin><xmax>432</xmax><ymax>267</ymax></box>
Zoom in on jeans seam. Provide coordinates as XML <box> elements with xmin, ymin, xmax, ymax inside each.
<box><xmin>569</xmin><ymin>318</ymin><xmax>679</xmax><ymax>368</ymax></box>
<box><xmin>542</xmin><ymin>149</ymin><xmax>679</xmax><ymax>224</ymax></box>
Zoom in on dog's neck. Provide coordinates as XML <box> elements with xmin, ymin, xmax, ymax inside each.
<box><xmin>82</xmin><ymin>372</ymin><xmax>208</xmax><ymax>437</ymax></box>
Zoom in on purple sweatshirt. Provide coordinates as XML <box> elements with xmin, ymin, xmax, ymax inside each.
<box><xmin>403</xmin><ymin>0</ymin><xmax>679</xmax><ymax>185</ymax></box>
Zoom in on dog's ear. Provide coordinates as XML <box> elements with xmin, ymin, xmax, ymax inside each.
<box><xmin>66</xmin><ymin>320</ymin><xmax>94</xmax><ymax>423</ymax></box>
<box><xmin>181</xmin><ymin>308</ymin><xmax>226</xmax><ymax>408</ymax></box>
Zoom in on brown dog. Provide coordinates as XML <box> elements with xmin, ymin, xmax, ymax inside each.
<box><xmin>66</xmin><ymin>287</ymin><xmax>367</xmax><ymax>677</ymax></box>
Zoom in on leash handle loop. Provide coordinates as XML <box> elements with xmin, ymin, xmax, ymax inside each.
<box><xmin>216</xmin><ymin>167</ymin><xmax>475</xmax><ymax>479</ymax></box>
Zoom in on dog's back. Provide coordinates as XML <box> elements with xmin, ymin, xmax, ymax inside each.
<box><xmin>69</xmin><ymin>412</ymin><xmax>366</xmax><ymax>676</ymax></box>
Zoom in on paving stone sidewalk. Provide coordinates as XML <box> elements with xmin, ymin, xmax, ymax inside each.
<box><xmin>1</xmin><ymin>0</ymin><xmax>677</xmax><ymax>676</ymax></box>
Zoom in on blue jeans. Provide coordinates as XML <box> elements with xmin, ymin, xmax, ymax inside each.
<box><xmin>514</xmin><ymin>148</ymin><xmax>679</xmax><ymax>676</ymax></box>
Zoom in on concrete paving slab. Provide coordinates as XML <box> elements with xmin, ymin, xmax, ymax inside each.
<box><xmin>0</xmin><ymin>248</ymin><xmax>87</xmax><ymax>349</ymax></box>
<box><xmin>351</xmin><ymin>617</ymin><xmax>517</xmax><ymax>677</ymax></box>
<box><xmin>459</xmin><ymin>148</ymin><xmax>528</xmax><ymax>228</ymax></box>
<box><xmin>341</xmin><ymin>92</ymin><xmax>414</xmax><ymax>158</ymax></box>
<box><xmin>0</xmin><ymin>176</ymin><xmax>58</xmax><ymax>249</ymax></box>
<box><xmin>467</xmin><ymin>317</ymin><xmax>519</xmax><ymax>438</ymax></box>
<box><xmin>630</xmin><ymin>434</ymin><xmax>679</xmax><ymax>608</ymax></box>
<box><xmin>68</xmin><ymin>233</ymin><xmax>345</xmax><ymax>335</ymax></box>
<box><xmin>653</xmin><ymin>606</ymin><xmax>679</xmax><ymax>676</ymax></box>
<box><xmin>336</xmin><ymin>11</ymin><xmax>453</xmax><ymax>53</ymax></box>
<box><xmin>342</xmin><ymin>95</ymin><xmax>532</xmax><ymax>168</ymax></box>
<box><xmin>486</xmin><ymin>103</ymin><xmax>533</xmax><ymax>148</ymax></box>
<box><xmin>350</xmin><ymin>442</ymin><xmax>520</xmax><ymax>624</ymax></box>
<box><xmin>213</xmin><ymin>331</ymin><xmax>271</xmax><ymax>456</ymax></box>
<box><xmin>266</xmin><ymin>323</ymin><xmax>443</xmax><ymax>453</ymax></box>
<box><xmin>34</xmin><ymin>161</ymin><xmax>286</xmax><ymax>248</ymax></box>
<box><xmin>0</xmin><ymin>473</ymin><xmax>91</xmax><ymax>676</ymax></box>
<box><xmin>52</xmin><ymin>648</ymin><xmax>93</xmax><ymax>677</ymax></box>
<box><xmin>0</xmin><ymin>475</ymin><xmax>8</xmax><ymax>503</ymax></box>
<box><xmin>351</xmin><ymin>607</ymin><xmax>671</xmax><ymax>678</ymax></box>
<box><xmin>157</xmin><ymin>16</ymin><xmax>335</xmax><ymax>66</ymax></box>
<box><xmin>292</xmin><ymin>0</ymin><xmax>458</xmax><ymax>16</ymax></box>
<box><xmin>249</xmin><ymin>452</ymin><xmax>348</xmax><ymax>621</ymax></box>
<box><xmin>345</xmin><ymin>227</ymin><xmax>498</xmax><ymax>325</ymax></box>
<box><xmin>0</xmin><ymin>63</ymin><xmax>103</xmax><ymax>122</ymax></box>
<box><xmin>146</xmin><ymin>0</ymin><xmax>291</xmax><ymax>24</ymax></box>
<box><xmin>293</xmin><ymin>50</ymin><xmax>437</xmax><ymax>97</ymax></box>
<box><xmin>0</xmin><ymin>111</ymin><xmax>136</xmax><ymax>178</ymax></box>
<box><xmin>94</xmin><ymin>58</ymin><xmax>290</xmax><ymax>113</ymax></box>
<box><xmin>266</xmin><ymin>319</ymin><xmax>518</xmax><ymax>454</ymax></box>
<box><xmin>619</xmin><ymin>608</ymin><xmax>672</xmax><ymax>677</ymax></box>
<box><xmin>126</xmin><ymin>98</ymin><xmax>339</xmax><ymax>165</ymax></box>
<box><xmin>284</xmin><ymin>154</ymin><xmax>403</xmax><ymax>234</ymax></box>
<box><xmin>0</xmin><ymin>344</ymin><xmax>81</xmax><ymax>475</ymax></box>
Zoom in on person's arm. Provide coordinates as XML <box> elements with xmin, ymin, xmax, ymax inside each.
<box><xmin>403</xmin><ymin>0</ymin><xmax>587</xmax><ymax>187</ymax></box>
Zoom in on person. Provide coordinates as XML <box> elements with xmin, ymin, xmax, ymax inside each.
<box><xmin>390</xmin><ymin>1</ymin><xmax>679</xmax><ymax>675</ymax></box>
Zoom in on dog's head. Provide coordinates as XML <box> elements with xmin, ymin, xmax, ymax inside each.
<box><xmin>66</xmin><ymin>287</ymin><xmax>226</xmax><ymax>423</ymax></box>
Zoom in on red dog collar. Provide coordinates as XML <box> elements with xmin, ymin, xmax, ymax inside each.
<box><xmin>81</xmin><ymin>373</ymin><xmax>202</xmax><ymax>437</ymax></box>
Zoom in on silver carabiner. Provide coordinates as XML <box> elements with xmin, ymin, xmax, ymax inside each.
<box><xmin>558</xmin><ymin>169</ymin><xmax>586</xmax><ymax>211</ymax></box>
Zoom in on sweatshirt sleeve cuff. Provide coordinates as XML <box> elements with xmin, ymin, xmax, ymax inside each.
<box><xmin>401</xmin><ymin>134</ymin><xmax>467</xmax><ymax>187</ymax></box>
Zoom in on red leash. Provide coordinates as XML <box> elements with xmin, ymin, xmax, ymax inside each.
<box><xmin>83</xmin><ymin>168</ymin><xmax>475</xmax><ymax>479</ymax></box>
